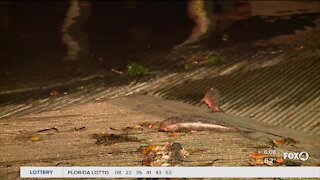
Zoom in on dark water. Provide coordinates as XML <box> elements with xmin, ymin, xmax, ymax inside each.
<box><xmin>0</xmin><ymin>1</ymin><xmax>319</xmax><ymax>94</ymax></box>
<box><xmin>0</xmin><ymin>1</ymin><xmax>193</xmax><ymax>92</ymax></box>
<box><xmin>0</xmin><ymin>1</ymin><xmax>192</xmax><ymax>66</ymax></box>
<box><xmin>0</xmin><ymin>1</ymin><xmax>194</xmax><ymax>91</ymax></box>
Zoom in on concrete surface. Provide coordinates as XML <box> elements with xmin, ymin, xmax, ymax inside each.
<box><xmin>0</xmin><ymin>95</ymin><xmax>319</xmax><ymax>179</ymax></box>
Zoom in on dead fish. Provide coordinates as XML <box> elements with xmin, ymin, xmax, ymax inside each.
<box><xmin>202</xmin><ymin>87</ymin><xmax>223</xmax><ymax>112</ymax></box>
<box><xmin>159</xmin><ymin>116</ymin><xmax>240</xmax><ymax>132</ymax></box>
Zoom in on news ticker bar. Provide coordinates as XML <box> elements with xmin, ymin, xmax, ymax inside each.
<box><xmin>20</xmin><ymin>166</ymin><xmax>320</xmax><ymax>178</ymax></box>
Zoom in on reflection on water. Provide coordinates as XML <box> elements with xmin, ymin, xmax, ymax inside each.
<box><xmin>61</xmin><ymin>0</ymin><xmax>90</xmax><ymax>62</ymax></box>
<box><xmin>61</xmin><ymin>0</ymin><xmax>81</xmax><ymax>61</ymax></box>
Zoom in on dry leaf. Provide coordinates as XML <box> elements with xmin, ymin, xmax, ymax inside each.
<box><xmin>249</xmin><ymin>153</ymin><xmax>268</xmax><ymax>159</ymax></box>
<box><xmin>142</xmin><ymin>142</ymin><xmax>188</xmax><ymax>166</ymax></box>
<box><xmin>138</xmin><ymin>122</ymin><xmax>158</xmax><ymax>129</ymax></box>
<box><xmin>283</xmin><ymin>137</ymin><xmax>299</xmax><ymax>144</ymax></box>
<box><xmin>50</xmin><ymin>90</ymin><xmax>60</xmax><ymax>96</ymax></box>
<box><xmin>276</xmin><ymin>157</ymin><xmax>285</xmax><ymax>163</ymax></box>
<box><xmin>142</xmin><ymin>144</ymin><xmax>161</xmax><ymax>155</ymax></box>
<box><xmin>273</xmin><ymin>139</ymin><xmax>285</xmax><ymax>146</ymax></box>
<box><xmin>273</xmin><ymin>137</ymin><xmax>298</xmax><ymax>146</ymax></box>
<box><xmin>92</xmin><ymin>133</ymin><xmax>140</xmax><ymax>145</ymax></box>
<box><xmin>250</xmin><ymin>158</ymin><xmax>264</xmax><ymax>166</ymax></box>
<box><xmin>30</xmin><ymin>135</ymin><xmax>41</xmax><ymax>141</ymax></box>
<box><xmin>168</xmin><ymin>132</ymin><xmax>181</xmax><ymax>137</ymax></box>
<box><xmin>148</xmin><ymin>124</ymin><xmax>158</xmax><ymax>129</ymax></box>
<box><xmin>295</xmin><ymin>45</ymin><xmax>305</xmax><ymax>50</ymax></box>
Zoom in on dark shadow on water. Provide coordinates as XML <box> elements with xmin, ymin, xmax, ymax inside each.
<box><xmin>87</xmin><ymin>1</ymin><xmax>193</xmax><ymax>69</ymax></box>
<box><xmin>205</xmin><ymin>12</ymin><xmax>320</xmax><ymax>48</ymax></box>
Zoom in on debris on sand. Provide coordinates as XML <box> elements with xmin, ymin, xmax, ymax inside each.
<box><xmin>29</xmin><ymin>135</ymin><xmax>41</xmax><ymax>141</ymax></box>
<box><xmin>141</xmin><ymin>142</ymin><xmax>189</xmax><ymax>166</ymax></box>
<box><xmin>91</xmin><ymin>133</ymin><xmax>141</xmax><ymax>145</ymax></box>
<box><xmin>37</xmin><ymin>127</ymin><xmax>59</xmax><ymax>133</ymax></box>
<box><xmin>272</xmin><ymin>137</ymin><xmax>299</xmax><ymax>147</ymax></box>
<box><xmin>249</xmin><ymin>152</ymin><xmax>285</xmax><ymax>166</ymax></box>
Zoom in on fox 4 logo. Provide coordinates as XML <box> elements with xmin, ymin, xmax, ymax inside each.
<box><xmin>283</xmin><ymin>151</ymin><xmax>309</xmax><ymax>161</ymax></box>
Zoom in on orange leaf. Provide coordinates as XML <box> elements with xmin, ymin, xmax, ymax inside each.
<box><xmin>142</xmin><ymin>144</ymin><xmax>160</xmax><ymax>155</ymax></box>
<box><xmin>250</xmin><ymin>158</ymin><xmax>264</xmax><ymax>166</ymax></box>
<box><xmin>273</xmin><ymin>138</ymin><xmax>298</xmax><ymax>146</ymax></box>
<box><xmin>148</xmin><ymin>124</ymin><xmax>158</xmax><ymax>129</ymax></box>
<box><xmin>30</xmin><ymin>135</ymin><xmax>41</xmax><ymax>141</ymax></box>
<box><xmin>249</xmin><ymin>153</ymin><xmax>268</xmax><ymax>159</ymax></box>
<box><xmin>168</xmin><ymin>132</ymin><xmax>181</xmax><ymax>137</ymax></box>
<box><xmin>276</xmin><ymin>157</ymin><xmax>285</xmax><ymax>163</ymax></box>
<box><xmin>273</xmin><ymin>139</ymin><xmax>285</xmax><ymax>146</ymax></box>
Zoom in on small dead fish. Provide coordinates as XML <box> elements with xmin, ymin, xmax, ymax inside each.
<box><xmin>202</xmin><ymin>87</ymin><xmax>223</xmax><ymax>112</ymax></box>
<box><xmin>159</xmin><ymin>116</ymin><xmax>240</xmax><ymax>132</ymax></box>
